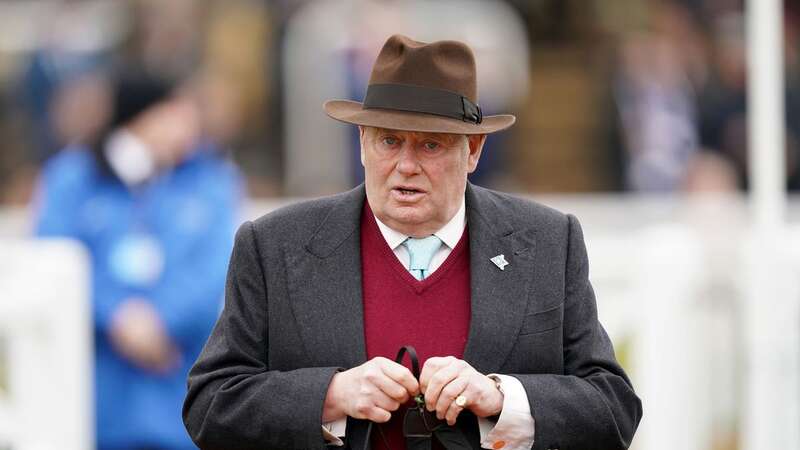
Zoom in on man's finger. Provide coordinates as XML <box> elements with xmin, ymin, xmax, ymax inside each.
<box><xmin>444</xmin><ymin>381</ymin><xmax>477</xmax><ymax>425</ymax></box>
<box><xmin>353</xmin><ymin>396</ymin><xmax>392</xmax><ymax>423</ymax></box>
<box><xmin>444</xmin><ymin>396</ymin><xmax>465</xmax><ymax>426</ymax></box>
<box><xmin>423</xmin><ymin>363</ymin><xmax>462</xmax><ymax>412</ymax></box>
<box><xmin>372</xmin><ymin>373</ymin><xmax>412</xmax><ymax>403</ymax></box>
<box><xmin>364</xmin><ymin>406</ymin><xmax>392</xmax><ymax>423</ymax></box>
<box><xmin>419</xmin><ymin>356</ymin><xmax>450</xmax><ymax>392</ymax></box>
<box><xmin>371</xmin><ymin>391</ymin><xmax>402</xmax><ymax>413</ymax></box>
<box><xmin>435</xmin><ymin>376</ymin><xmax>468</xmax><ymax>419</ymax></box>
<box><xmin>444</xmin><ymin>394</ymin><xmax>464</xmax><ymax>425</ymax></box>
<box><xmin>380</xmin><ymin>361</ymin><xmax>420</xmax><ymax>396</ymax></box>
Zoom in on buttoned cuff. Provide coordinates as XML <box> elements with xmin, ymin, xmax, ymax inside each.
<box><xmin>322</xmin><ymin>418</ymin><xmax>347</xmax><ymax>446</ymax></box>
<box><xmin>477</xmin><ymin>374</ymin><xmax>535</xmax><ymax>450</ymax></box>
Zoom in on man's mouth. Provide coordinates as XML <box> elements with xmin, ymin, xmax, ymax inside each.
<box><xmin>392</xmin><ymin>186</ymin><xmax>426</xmax><ymax>200</ymax></box>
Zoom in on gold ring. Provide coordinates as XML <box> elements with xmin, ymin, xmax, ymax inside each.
<box><xmin>455</xmin><ymin>395</ymin><xmax>467</xmax><ymax>407</ymax></box>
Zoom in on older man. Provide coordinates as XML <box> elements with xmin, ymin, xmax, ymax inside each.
<box><xmin>183</xmin><ymin>35</ymin><xmax>642</xmax><ymax>450</ymax></box>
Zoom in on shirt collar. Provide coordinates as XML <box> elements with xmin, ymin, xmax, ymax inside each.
<box><xmin>373</xmin><ymin>197</ymin><xmax>466</xmax><ymax>250</ymax></box>
<box><xmin>104</xmin><ymin>129</ymin><xmax>156</xmax><ymax>187</ymax></box>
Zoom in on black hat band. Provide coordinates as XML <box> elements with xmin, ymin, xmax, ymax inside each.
<box><xmin>363</xmin><ymin>83</ymin><xmax>483</xmax><ymax>125</ymax></box>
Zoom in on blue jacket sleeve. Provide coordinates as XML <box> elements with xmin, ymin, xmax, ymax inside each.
<box><xmin>150</xmin><ymin>162</ymin><xmax>243</xmax><ymax>349</ymax></box>
<box><xmin>33</xmin><ymin>152</ymin><xmax>86</xmax><ymax>238</ymax></box>
<box><xmin>33</xmin><ymin>152</ymin><xmax>125</xmax><ymax>332</ymax></box>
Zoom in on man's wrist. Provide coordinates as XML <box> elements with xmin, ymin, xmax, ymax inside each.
<box><xmin>487</xmin><ymin>374</ymin><xmax>504</xmax><ymax>416</ymax></box>
<box><xmin>322</xmin><ymin>372</ymin><xmax>348</xmax><ymax>422</ymax></box>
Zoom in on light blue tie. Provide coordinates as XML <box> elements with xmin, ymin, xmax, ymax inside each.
<box><xmin>402</xmin><ymin>235</ymin><xmax>443</xmax><ymax>280</ymax></box>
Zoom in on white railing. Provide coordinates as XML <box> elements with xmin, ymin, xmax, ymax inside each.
<box><xmin>0</xmin><ymin>239</ymin><xmax>92</xmax><ymax>450</ymax></box>
<box><xmin>590</xmin><ymin>226</ymin><xmax>711</xmax><ymax>450</ymax></box>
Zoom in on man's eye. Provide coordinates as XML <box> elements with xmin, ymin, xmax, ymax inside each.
<box><xmin>382</xmin><ymin>137</ymin><xmax>399</xmax><ymax>146</ymax></box>
<box><xmin>423</xmin><ymin>142</ymin><xmax>439</xmax><ymax>151</ymax></box>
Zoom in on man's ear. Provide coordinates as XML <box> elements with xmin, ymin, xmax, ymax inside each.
<box><xmin>466</xmin><ymin>134</ymin><xmax>486</xmax><ymax>173</ymax></box>
<box><xmin>359</xmin><ymin>126</ymin><xmax>367</xmax><ymax>166</ymax></box>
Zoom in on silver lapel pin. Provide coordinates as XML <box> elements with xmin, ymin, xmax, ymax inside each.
<box><xmin>490</xmin><ymin>254</ymin><xmax>509</xmax><ymax>271</ymax></box>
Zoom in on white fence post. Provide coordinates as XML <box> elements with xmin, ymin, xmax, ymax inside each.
<box><xmin>0</xmin><ymin>239</ymin><xmax>93</xmax><ymax>450</ymax></box>
<box><xmin>740</xmin><ymin>230</ymin><xmax>800</xmax><ymax>450</ymax></box>
<box><xmin>744</xmin><ymin>0</ymin><xmax>798</xmax><ymax>446</ymax></box>
<box><xmin>589</xmin><ymin>225</ymin><xmax>710</xmax><ymax>450</ymax></box>
<box><xmin>632</xmin><ymin>226</ymin><xmax>710</xmax><ymax>450</ymax></box>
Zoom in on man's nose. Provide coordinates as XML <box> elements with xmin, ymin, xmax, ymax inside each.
<box><xmin>396</xmin><ymin>145</ymin><xmax>421</xmax><ymax>175</ymax></box>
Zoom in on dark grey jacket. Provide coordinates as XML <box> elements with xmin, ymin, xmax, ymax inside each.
<box><xmin>183</xmin><ymin>183</ymin><xmax>642</xmax><ymax>450</ymax></box>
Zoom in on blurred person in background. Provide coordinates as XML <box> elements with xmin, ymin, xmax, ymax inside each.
<box><xmin>612</xmin><ymin>0</ymin><xmax>705</xmax><ymax>192</ymax></box>
<box><xmin>32</xmin><ymin>70</ymin><xmax>242</xmax><ymax>450</ymax></box>
<box><xmin>695</xmin><ymin>8</ymin><xmax>749</xmax><ymax>190</ymax></box>
<box><xmin>19</xmin><ymin>0</ymin><xmax>125</xmax><ymax>164</ymax></box>
<box><xmin>0</xmin><ymin>0</ymin><xmax>126</xmax><ymax>204</ymax></box>
<box><xmin>696</xmin><ymin>1</ymin><xmax>800</xmax><ymax>191</ymax></box>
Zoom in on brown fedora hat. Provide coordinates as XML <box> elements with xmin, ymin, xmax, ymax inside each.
<box><xmin>324</xmin><ymin>34</ymin><xmax>516</xmax><ymax>135</ymax></box>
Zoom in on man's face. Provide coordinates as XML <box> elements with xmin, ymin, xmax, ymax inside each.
<box><xmin>360</xmin><ymin>126</ymin><xmax>485</xmax><ymax>237</ymax></box>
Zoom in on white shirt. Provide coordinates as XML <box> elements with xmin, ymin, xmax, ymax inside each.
<box><xmin>373</xmin><ymin>198</ymin><xmax>467</xmax><ymax>275</ymax></box>
<box><xmin>104</xmin><ymin>129</ymin><xmax>156</xmax><ymax>187</ymax></box>
<box><xmin>323</xmin><ymin>198</ymin><xmax>536</xmax><ymax>450</ymax></box>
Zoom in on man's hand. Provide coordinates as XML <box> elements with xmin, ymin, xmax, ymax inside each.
<box><xmin>323</xmin><ymin>357</ymin><xmax>420</xmax><ymax>423</ymax></box>
<box><xmin>420</xmin><ymin>356</ymin><xmax>503</xmax><ymax>425</ymax></box>
<box><xmin>109</xmin><ymin>297</ymin><xmax>182</xmax><ymax>374</ymax></box>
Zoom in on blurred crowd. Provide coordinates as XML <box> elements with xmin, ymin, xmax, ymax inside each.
<box><xmin>0</xmin><ymin>0</ymin><xmax>274</xmax><ymax>204</ymax></box>
<box><xmin>2</xmin><ymin>0</ymin><xmax>800</xmax><ymax>205</ymax></box>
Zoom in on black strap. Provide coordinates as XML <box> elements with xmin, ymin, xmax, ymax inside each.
<box><xmin>361</xmin><ymin>346</ymin><xmax>471</xmax><ymax>450</ymax></box>
<box><xmin>363</xmin><ymin>83</ymin><xmax>483</xmax><ymax>124</ymax></box>
<box><xmin>394</xmin><ymin>346</ymin><xmax>420</xmax><ymax>377</ymax></box>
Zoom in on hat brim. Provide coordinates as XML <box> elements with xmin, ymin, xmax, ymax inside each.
<box><xmin>324</xmin><ymin>100</ymin><xmax>515</xmax><ymax>135</ymax></box>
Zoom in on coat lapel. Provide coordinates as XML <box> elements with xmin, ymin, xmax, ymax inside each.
<box><xmin>462</xmin><ymin>183</ymin><xmax>538</xmax><ymax>375</ymax></box>
<box><xmin>284</xmin><ymin>185</ymin><xmax>368</xmax><ymax>369</ymax></box>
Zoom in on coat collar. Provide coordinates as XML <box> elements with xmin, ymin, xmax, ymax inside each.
<box><xmin>285</xmin><ymin>185</ymin><xmax>368</xmax><ymax>369</ymax></box>
<box><xmin>303</xmin><ymin>185</ymin><xmax>365</xmax><ymax>259</ymax></box>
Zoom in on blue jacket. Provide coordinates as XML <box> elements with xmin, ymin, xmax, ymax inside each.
<box><xmin>34</xmin><ymin>146</ymin><xmax>242</xmax><ymax>450</ymax></box>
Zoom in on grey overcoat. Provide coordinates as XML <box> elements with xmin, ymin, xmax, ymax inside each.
<box><xmin>182</xmin><ymin>183</ymin><xmax>642</xmax><ymax>450</ymax></box>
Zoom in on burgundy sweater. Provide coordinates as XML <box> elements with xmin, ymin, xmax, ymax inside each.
<box><xmin>361</xmin><ymin>204</ymin><xmax>471</xmax><ymax>450</ymax></box>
